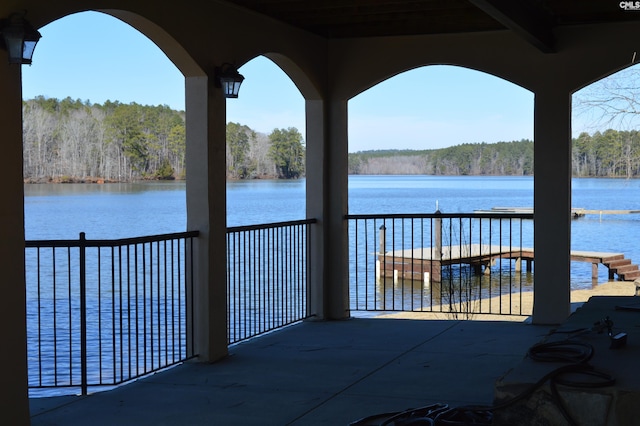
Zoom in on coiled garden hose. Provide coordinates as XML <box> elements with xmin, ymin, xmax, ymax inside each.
<box><xmin>349</xmin><ymin>339</ymin><xmax>616</xmax><ymax>426</ymax></box>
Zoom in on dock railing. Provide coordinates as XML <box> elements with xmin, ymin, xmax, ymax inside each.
<box><xmin>226</xmin><ymin>219</ymin><xmax>316</xmax><ymax>344</ymax></box>
<box><xmin>347</xmin><ymin>212</ymin><xmax>534</xmax><ymax>317</ymax></box>
<box><xmin>25</xmin><ymin>231</ymin><xmax>198</xmax><ymax>396</ymax></box>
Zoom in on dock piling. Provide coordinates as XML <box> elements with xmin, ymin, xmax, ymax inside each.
<box><xmin>379</xmin><ymin>224</ymin><xmax>386</xmax><ymax>256</ymax></box>
<box><xmin>435</xmin><ymin>209</ymin><xmax>442</xmax><ymax>261</ymax></box>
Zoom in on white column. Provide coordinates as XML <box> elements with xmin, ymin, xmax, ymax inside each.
<box><xmin>305</xmin><ymin>98</ymin><xmax>350</xmax><ymax>320</ymax></box>
<box><xmin>532</xmin><ymin>89</ymin><xmax>572</xmax><ymax>324</ymax></box>
<box><xmin>185</xmin><ymin>75</ymin><xmax>228</xmax><ymax>361</ymax></box>
<box><xmin>305</xmin><ymin>99</ymin><xmax>325</xmax><ymax>319</ymax></box>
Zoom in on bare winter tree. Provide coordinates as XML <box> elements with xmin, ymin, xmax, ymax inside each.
<box><xmin>23</xmin><ymin>102</ymin><xmax>59</xmax><ymax>180</ymax></box>
<box><xmin>573</xmin><ymin>63</ymin><xmax>640</xmax><ymax>131</ymax></box>
<box><xmin>573</xmin><ymin>64</ymin><xmax>640</xmax><ymax>178</ymax></box>
<box><xmin>249</xmin><ymin>132</ymin><xmax>275</xmax><ymax>178</ymax></box>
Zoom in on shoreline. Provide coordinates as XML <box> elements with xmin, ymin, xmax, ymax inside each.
<box><xmin>374</xmin><ymin>280</ymin><xmax>638</xmax><ymax>322</ymax></box>
<box><xmin>23</xmin><ymin>176</ymin><xmax>182</xmax><ymax>184</ymax></box>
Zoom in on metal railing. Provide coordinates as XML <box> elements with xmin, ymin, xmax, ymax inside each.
<box><xmin>25</xmin><ymin>231</ymin><xmax>198</xmax><ymax>396</ymax></box>
<box><xmin>347</xmin><ymin>213</ymin><xmax>534</xmax><ymax>317</ymax></box>
<box><xmin>227</xmin><ymin>219</ymin><xmax>316</xmax><ymax>344</ymax></box>
<box><xmin>25</xmin><ymin>212</ymin><xmax>530</xmax><ymax>395</ymax></box>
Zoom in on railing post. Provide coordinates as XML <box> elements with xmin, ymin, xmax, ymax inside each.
<box><xmin>79</xmin><ymin>232</ymin><xmax>88</xmax><ymax>396</ymax></box>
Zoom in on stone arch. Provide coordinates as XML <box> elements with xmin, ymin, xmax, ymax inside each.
<box><xmin>351</xmin><ymin>61</ymin><xmax>533</xmax><ymax>104</ymax></box>
<box><xmin>348</xmin><ymin>63</ymin><xmax>533</xmax><ymax>154</ymax></box>
<box><xmin>262</xmin><ymin>52</ymin><xmax>322</xmax><ymax>101</ymax></box>
<box><xmin>20</xmin><ymin>7</ymin><xmax>204</xmax><ymax>80</ymax></box>
<box><xmin>85</xmin><ymin>9</ymin><xmax>204</xmax><ymax>78</ymax></box>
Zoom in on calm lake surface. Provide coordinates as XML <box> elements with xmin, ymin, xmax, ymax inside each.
<box><xmin>24</xmin><ymin>175</ymin><xmax>640</xmax><ymax>288</ymax></box>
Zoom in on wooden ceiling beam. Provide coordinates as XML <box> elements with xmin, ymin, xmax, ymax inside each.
<box><xmin>468</xmin><ymin>0</ymin><xmax>556</xmax><ymax>53</ymax></box>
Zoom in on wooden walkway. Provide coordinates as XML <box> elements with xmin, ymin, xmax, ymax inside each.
<box><xmin>378</xmin><ymin>244</ymin><xmax>640</xmax><ymax>282</ymax></box>
<box><xmin>475</xmin><ymin>207</ymin><xmax>640</xmax><ymax>219</ymax></box>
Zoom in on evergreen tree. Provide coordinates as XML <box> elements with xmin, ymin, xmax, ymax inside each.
<box><xmin>268</xmin><ymin>127</ymin><xmax>305</xmax><ymax>179</ymax></box>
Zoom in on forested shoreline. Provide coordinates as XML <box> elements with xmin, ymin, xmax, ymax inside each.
<box><xmin>22</xmin><ymin>96</ymin><xmax>640</xmax><ymax>182</ymax></box>
<box><xmin>349</xmin><ymin>129</ymin><xmax>640</xmax><ymax>177</ymax></box>
<box><xmin>22</xmin><ymin>97</ymin><xmax>304</xmax><ymax>183</ymax></box>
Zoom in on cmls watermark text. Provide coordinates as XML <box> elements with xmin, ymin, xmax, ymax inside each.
<box><xmin>621</xmin><ymin>1</ymin><xmax>640</xmax><ymax>10</ymax></box>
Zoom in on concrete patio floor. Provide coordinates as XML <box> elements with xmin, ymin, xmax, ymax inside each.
<box><xmin>29</xmin><ymin>315</ymin><xmax>553</xmax><ymax>425</ymax></box>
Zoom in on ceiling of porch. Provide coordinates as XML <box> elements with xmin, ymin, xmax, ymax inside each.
<box><xmin>224</xmin><ymin>0</ymin><xmax>640</xmax><ymax>53</ymax></box>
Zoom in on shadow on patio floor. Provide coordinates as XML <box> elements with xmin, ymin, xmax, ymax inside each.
<box><xmin>30</xmin><ymin>315</ymin><xmax>552</xmax><ymax>425</ymax></box>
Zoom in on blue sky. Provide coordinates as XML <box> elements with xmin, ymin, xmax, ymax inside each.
<box><xmin>21</xmin><ymin>11</ymin><xmax>619</xmax><ymax>153</ymax></box>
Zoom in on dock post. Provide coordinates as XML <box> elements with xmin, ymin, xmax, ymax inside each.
<box><xmin>378</xmin><ymin>224</ymin><xmax>385</xmax><ymax>280</ymax></box>
<box><xmin>379</xmin><ymin>224</ymin><xmax>386</xmax><ymax>255</ymax></box>
<box><xmin>484</xmin><ymin>262</ymin><xmax>492</xmax><ymax>275</ymax></box>
<box><xmin>433</xmin><ymin>209</ymin><xmax>443</xmax><ymax>282</ymax></box>
<box><xmin>434</xmin><ymin>210</ymin><xmax>442</xmax><ymax>261</ymax></box>
<box><xmin>516</xmin><ymin>257</ymin><xmax>522</xmax><ymax>272</ymax></box>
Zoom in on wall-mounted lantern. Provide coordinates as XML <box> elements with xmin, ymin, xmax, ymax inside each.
<box><xmin>215</xmin><ymin>63</ymin><xmax>244</xmax><ymax>98</ymax></box>
<box><xmin>0</xmin><ymin>12</ymin><xmax>41</xmax><ymax>65</ymax></box>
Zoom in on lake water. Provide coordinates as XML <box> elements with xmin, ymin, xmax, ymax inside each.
<box><xmin>24</xmin><ymin>175</ymin><xmax>640</xmax><ymax>288</ymax></box>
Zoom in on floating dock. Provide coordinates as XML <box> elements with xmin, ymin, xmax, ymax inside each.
<box><xmin>474</xmin><ymin>207</ymin><xmax>640</xmax><ymax>219</ymax></box>
<box><xmin>378</xmin><ymin>245</ymin><xmax>640</xmax><ymax>282</ymax></box>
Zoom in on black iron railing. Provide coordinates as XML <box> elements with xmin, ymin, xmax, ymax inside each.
<box><xmin>226</xmin><ymin>219</ymin><xmax>316</xmax><ymax>344</ymax></box>
<box><xmin>25</xmin><ymin>231</ymin><xmax>198</xmax><ymax>396</ymax></box>
<box><xmin>347</xmin><ymin>213</ymin><xmax>534</xmax><ymax>317</ymax></box>
<box><xmin>26</xmin><ymin>213</ymin><xmax>529</xmax><ymax>395</ymax></box>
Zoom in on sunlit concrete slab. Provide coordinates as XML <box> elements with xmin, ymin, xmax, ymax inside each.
<box><xmin>30</xmin><ymin>316</ymin><xmax>552</xmax><ymax>425</ymax></box>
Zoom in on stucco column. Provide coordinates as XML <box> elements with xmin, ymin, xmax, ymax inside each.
<box><xmin>305</xmin><ymin>99</ymin><xmax>325</xmax><ymax>319</ymax></box>
<box><xmin>306</xmin><ymin>98</ymin><xmax>350</xmax><ymax>320</ymax></box>
<box><xmin>185</xmin><ymin>75</ymin><xmax>228</xmax><ymax>361</ymax></box>
<box><xmin>0</xmin><ymin>64</ymin><xmax>30</xmax><ymax>423</ymax></box>
<box><xmin>532</xmin><ymin>89</ymin><xmax>572</xmax><ymax>324</ymax></box>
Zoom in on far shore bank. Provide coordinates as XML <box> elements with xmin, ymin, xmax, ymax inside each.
<box><xmin>23</xmin><ymin>176</ymin><xmax>182</xmax><ymax>184</ymax></box>
<box><xmin>24</xmin><ymin>174</ymin><xmax>640</xmax><ymax>185</ymax></box>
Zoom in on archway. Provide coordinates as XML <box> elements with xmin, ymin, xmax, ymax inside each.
<box><xmin>22</xmin><ymin>10</ymin><xmax>190</xmax><ymax>237</ymax></box>
<box><xmin>346</xmin><ymin>65</ymin><xmax>535</xmax><ymax>315</ymax></box>
<box><xmin>568</xmin><ymin>64</ymin><xmax>640</xmax><ymax>291</ymax></box>
<box><xmin>226</xmin><ymin>54</ymin><xmax>306</xmax><ymax>220</ymax></box>
<box><xmin>21</xmin><ymin>11</ymin><xmax>199</xmax><ymax>400</ymax></box>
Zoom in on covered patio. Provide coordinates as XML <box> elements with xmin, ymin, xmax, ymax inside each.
<box><xmin>30</xmin><ymin>316</ymin><xmax>552</xmax><ymax>425</ymax></box>
<box><xmin>3</xmin><ymin>1</ymin><xmax>640</xmax><ymax>424</ymax></box>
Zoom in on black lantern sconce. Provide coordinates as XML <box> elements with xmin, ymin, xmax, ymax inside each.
<box><xmin>215</xmin><ymin>63</ymin><xmax>244</xmax><ymax>98</ymax></box>
<box><xmin>0</xmin><ymin>12</ymin><xmax>41</xmax><ymax>65</ymax></box>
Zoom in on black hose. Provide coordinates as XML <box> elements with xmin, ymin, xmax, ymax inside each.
<box><xmin>348</xmin><ymin>340</ymin><xmax>615</xmax><ymax>426</ymax></box>
<box><xmin>527</xmin><ymin>340</ymin><xmax>594</xmax><ymax>363</ymax></box>
<box><xmin>492</xmin><ymin>341</ymin><xmax>615</xmax><ymax>426</ymax></box>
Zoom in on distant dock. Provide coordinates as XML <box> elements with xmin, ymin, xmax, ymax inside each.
<box><xmin>378</xmin><ymin>244</ymin><xmax>640</xmax><ymax>282</ymax></box>
<box><xmin>474</xmin><ymin>207</ymin><xmax>640</xmax><ymax>219</ymax></box>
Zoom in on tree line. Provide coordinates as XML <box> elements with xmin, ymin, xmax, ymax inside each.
<box><xmin>22</xmin><ymin>96</ymin><xmax>305</xmax><ymax>182</ymax></box>
<box><xmin>572</xmin><ymin>129</ymin><xmax>640</xmax><ymax>178</ymax></box>
<box><xmin>349</xmin><ymin>130</ymin><xmax>640</xmax><ymax>177</ymax></box>
<box><xmin>23</xmin><ymin>97</ymin><xmax>186</xmax><ymax>182</ymax></box>
<box><xmin>22</xmin><ymin>96</ymin><xmax>640</xmax><ymax>181</ymax></box>
<box><xmin>349</xmin><ymin>140</ymin><xmax>534</xmax><ymax>176</ymax></box>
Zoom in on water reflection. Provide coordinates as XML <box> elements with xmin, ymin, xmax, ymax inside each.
<box><xmin>363</xmin><ymin>265</ymin><xmax>534</xmax><ymax>316</ymax></box>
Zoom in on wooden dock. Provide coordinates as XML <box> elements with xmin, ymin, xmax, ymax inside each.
<box><xmin>377</xmin><ymin>245</ymin><xmax>640</xmax><ymax>282</ymax></box>
<box><xmin>475</xmin><ymin>207</ymin><xmax>640</xmax><ymax>219</ymax></box>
